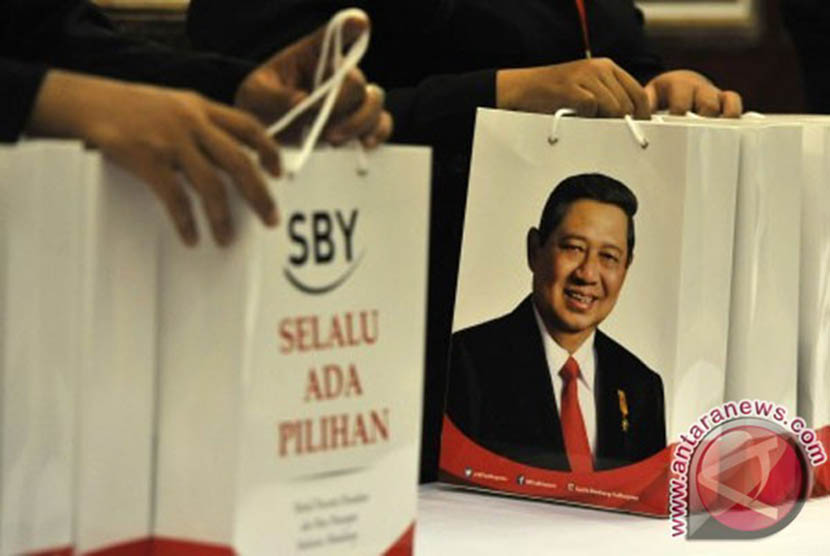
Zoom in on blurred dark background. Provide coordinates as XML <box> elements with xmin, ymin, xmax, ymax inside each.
<box><xmin>647</xmin><ymin>0</ymin><xmax>806</xmax><ymax>113</ymax></box>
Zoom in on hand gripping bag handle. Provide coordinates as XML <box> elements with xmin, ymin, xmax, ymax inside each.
<box><xmin>266</xmin><ymin>8</ymin><xmax>371</xmax><ymax>176</ymax></box>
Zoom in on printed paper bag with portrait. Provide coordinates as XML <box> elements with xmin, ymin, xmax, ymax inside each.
<box><xmin>439</xmin><ymin>109</ymin><xmax>739</xmax><ymax>516</ymax></box>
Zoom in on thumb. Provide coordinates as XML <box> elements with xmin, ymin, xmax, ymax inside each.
<box><xmin>238</xmin><ymin>74</ymin><xmax>308</xmax><ymax>125</ymax></box>
<box><xmin>261</xmin><ymin>88</ymin><xmax>308</xmax><ymax>125</ymax></box>
<box><xmin>241</xmin><ymin>9</ymin><xmax>370</xmax><ymax>121</ymax></box>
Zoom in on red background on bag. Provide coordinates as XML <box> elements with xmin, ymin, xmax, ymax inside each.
<box><xmin>439</xmin><ymin>416</ymin><xmax>672</xmax><ymax>516</ymax></box>
<box><xmin>811</xmin><ymin>425</ymin><xmax>830</xmax><ymax>497</ymax></box>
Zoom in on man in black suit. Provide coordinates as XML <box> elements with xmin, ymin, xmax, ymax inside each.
<box><xmin>447</xmin><ymin>173</ymin><xmax>666</xmax><ymax>472</ymax></box>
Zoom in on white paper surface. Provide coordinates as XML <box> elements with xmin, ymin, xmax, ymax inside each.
<box><xmin>74</xmin><ymin>154</ymin><xmax>162</xmax><ymax>553</ymax></box>
<box><xmin>657</xmin><ymin>116</ymin><xmax>802</xmax><ymax>413</ymax></box>
<box><xmin>153</xmin><ymin>184</ymin><xmax>260</xmax><ymax>546</ymax></box>
<box><xmin>1</xmin><ymin>141</ymin><xmax>83</xmax><ymax>556</ymax></box>
<box><xmin>724</xmin><ymin>125</ymin><xmax>801</xmax><ymax>410</ymax></box>
<box><xmin>788</xmin><ymin>120</ymin><xmax>830</xmax><ymax>429</ymax></box>
<box><xmin>415</xmin><ymin>484</ymin><xmax>830</xmax><ymax>555</ymax></box>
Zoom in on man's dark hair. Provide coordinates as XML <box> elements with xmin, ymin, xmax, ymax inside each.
<box><xmin>537</xmin><ymin>173</ymin><xmax>638</xmax><ymax>263</ymax></box>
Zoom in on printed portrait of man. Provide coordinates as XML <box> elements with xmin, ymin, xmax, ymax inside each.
<box><xmin>446</xmin><ymin>173</ymin><xmax>666</xmax><ymax>472</ymax></box>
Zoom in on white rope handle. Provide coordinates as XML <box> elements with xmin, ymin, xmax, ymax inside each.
<box><xmin>266</xmin><ymin>8</ymin><xmax>370</xmax><ymax>177</ymax></box>
<box><xmin>685</xmin><ymin>110</ymin><xmax>767</xmax><ymax>121</ymax></box>
<box><xmin>741</xmin><ymin>111</ymin><xmax>767</xmax><ymax>120</ymax></box>
<box><xmin>548</xmin><ymin>108</ymin><xmax>577</xmax><ymax>145</ymax></box>
<box><xmin>548</xmin><ymin>109</ymin><xmax>648</xmax><ymax>149</ymax></box>
<box><xmin>624</xmin><ymin>115</ymin><xmax>648</xmax><ymax>149</ymax></box>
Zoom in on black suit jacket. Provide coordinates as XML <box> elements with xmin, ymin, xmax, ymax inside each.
<box><xmin>447</xmin><ymin>296</ymin><xmax>666</xmax><ymax>471</ymax></box>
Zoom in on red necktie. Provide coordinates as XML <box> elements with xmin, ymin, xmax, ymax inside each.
<box><xmin>559</xmin><ymin>357</ymin><xmax>593</xmax><ymax>473</ymax></box>
<box><xmin>574</xmin><ymin>0</ymin><xmax>592</xmax><ymax>58</ymax></box>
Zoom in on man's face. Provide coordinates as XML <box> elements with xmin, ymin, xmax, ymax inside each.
<box><xmin>529</xmin><ymin>199</ymin><xmax>630</xmax><ymax>342</ymax></box>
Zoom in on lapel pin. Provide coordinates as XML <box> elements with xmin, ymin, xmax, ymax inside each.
<box><xmin>617</xmin><ymin>389</ymin><xmax>629</xmax><ymax>433</ymax></box>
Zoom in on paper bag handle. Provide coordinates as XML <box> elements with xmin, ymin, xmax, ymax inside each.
<box><xmin>266</xmin><ymin>8</ymin><xmax>371</xmax><ymax>177</ymax></box>
<box><xmin>548</xmin><ymin>108</ymin><xmax>649</xmax><ymax>149</ymax></box>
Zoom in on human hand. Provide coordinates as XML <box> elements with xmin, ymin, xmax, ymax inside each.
<box><xmin>496</xmin><ymin>58</ymin><xmax>651</xmax><ymax>119</ymax></box>
<box><xmin>27</xmin><ymin>70</ymin><xmax>280</xmax><ymax>246</ymax></box>
<box><xmin>234</xmin><ymin>13</ymin><xmax>393</xmax><ymax>148</ymax></box>
<box><xmin>645</xmin><ymin>70</ymin><xmax>743</xmax><ymax>118</ymax></box>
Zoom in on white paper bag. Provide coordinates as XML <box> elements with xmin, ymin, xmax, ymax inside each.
<box><xmin>759</xmin><ymin>116</ymin><xmax>830</xmax><ymax>497</ymax></box>
<box><xmin>764</xmin><ymin>117</ymin><xmax>830</xmax><ymax>431</ymax></box>
<box><xmin>152</xmin><ymin>182</ymin><xmax>260</xmax><ymax>553</ymax></box>
<box><xmin>724</xmin><ymin>124</ymin><xmax>801</xmax><ymax>409</ymax></box>
<box><xmin>441</xmin><ymin>109</ymin><xmax>739</xmax><ymax>515</ymax></box>
<box><xmin>153</xmin><ymin>145</ymin><xmax>430</xmax><ymax>555</ymax></box>
<box><xmin>656</xmin><ymin>116</ymin><xmax>802</xmax><ymax>411</ymax></box>
<box><xmin>74</xmin><ymin>153</ymin><xmax>162</xmax><ymax>554</ymax></box>
<box><xmin>1</xmin><ymin>141</ymin><xmax>84</xmax><ymax>556</ymax></box>
<box><xmin>792</xmin><ymin>119</ymin><xmax>830</xmax><ymax>497</ymax></box>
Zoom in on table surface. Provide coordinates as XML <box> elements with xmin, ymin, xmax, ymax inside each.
<box><xmin>415</xmin><ymin>484</ymin><xmax>830</xmax><ymax>555</ymax></box>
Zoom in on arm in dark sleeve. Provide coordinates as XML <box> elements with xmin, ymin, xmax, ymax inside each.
<box><xmin>0</xmin><ymin>58</ymin><xmax>47</xmax><ymax>142</ymax></box>
<box><xmin>188</xmin><ymin>0</ymin><xmax>481</xmax><ymax>146</ymax></box>
<box><xmin>387</xmin><ymin>69</ymin><xmax>495</xmax><ymax>150</ymax></box>
<box><xmin>3</xmin><ymin>0</ymin><xmax>255</xmax><ymax>104</ymax></box>
<box><xmin>624</xmin><ymin>5</ymin><xmax>664</xmax><ymax>84</ymax></box>
<box><xmin>593</xmin><ymin>1</ymin><xmax>664</xmax><ymax>84</ymax></box>
<box><xmin>187</xmin><ymin>0</ymin><xmax>457</xmax><ymax>59</ymax></box>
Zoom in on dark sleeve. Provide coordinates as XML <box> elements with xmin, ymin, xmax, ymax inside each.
<box><xmin>626</xmin><ymin>4</ymin><xmax>664</xmax><ymax>84</ymax></box>
<box><xmin>387</xmin><ymin>70</ymin><xmax>495</xmax><ymax>148</ymax></box>
<box><xmin>0</xmin><ymin>57</ymin><xmax>47</xmax><ymax>142</ymax></box>
<box><xmin>188</xmin><ymin>0</ymin><xmax>483</xmax><ymax>147</ymax></box>
<box><xmin>2</xmin><ymin>0</ymin><xmax>255</xmax><ymax>103</ymax></box>
<box><xmin>370</xmin><ymin>0</ymin><xmax>494</xmax><ymax>148</ymax></box>
<box><xmin>592</xmin><ymin>1</ymin><xmax>664</xmax><ymax>84</ymax></box>
<box><xmin>781</xmin><ymin>0</ymin><xmax>830</xmax><ymax>113</ymax></box>
<box><xmin>188</xmin><ymin>0</ymin><xmax>457</xmax><ymax>59</ymax></box>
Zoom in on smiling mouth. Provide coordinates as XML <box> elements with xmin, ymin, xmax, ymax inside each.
<box><xmin>565</xmin><ymin>290</ymin><xmax>598</xmax><ymax>311</ymax></box>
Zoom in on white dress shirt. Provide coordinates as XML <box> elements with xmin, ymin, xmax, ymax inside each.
<box><xmin>532</xmin><ymin>304</ymin><xmax>597</xmax><ymax>455</ymax></box>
